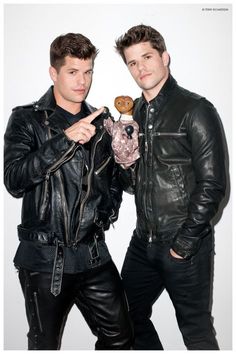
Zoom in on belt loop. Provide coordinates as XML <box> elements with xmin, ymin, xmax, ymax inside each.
<box><xmin>50</xmin><ymin>239</ymin><xmax>64</xmax><ymax>297</ymax></box>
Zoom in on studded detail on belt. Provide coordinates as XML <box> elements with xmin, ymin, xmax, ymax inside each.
<box><xmin>50</xmin><ymin>239</ymin><xmax>65</xmax><ymax>296</ymax></box>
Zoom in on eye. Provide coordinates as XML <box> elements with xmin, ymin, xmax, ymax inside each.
<box><xmin>85</xmin><ymin>70</ymin><xmax>93</xmax><ymax>76</ymax></box>
<box><xmin>129</xmin><ymin>62</ymin><xmax>136</xmax><ymax>68</ymax></box>
<box><xmin>144</xmin><ymin>55</ymin><xmax>152</xmax><ymax>60</ymax></box>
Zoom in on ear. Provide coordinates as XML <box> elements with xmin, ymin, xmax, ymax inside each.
<box><xmin>162</xmin><ymin>51</ymin><xmax>170</xmax><ymax>67</ymax></box>
<box><xmin>49</xmin><ymin>66</ymin><xmax>57</xmax><ymax>82</ymax></box>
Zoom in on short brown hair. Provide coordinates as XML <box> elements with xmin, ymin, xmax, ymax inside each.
<box><xmin>115</xmin><ymin>24</ymin><xmax>167</xmax><ymax>63</ymax></box>
<box><xmin>50</xmin><ymin>33</ymin><xmax>98</xmax><ymax>71</ymax></box>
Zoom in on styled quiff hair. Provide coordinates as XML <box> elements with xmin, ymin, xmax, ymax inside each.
<box><xmin>115</xmin><ymin>24</ymin><xmax>167</xmax><ymax>63</ymax></box>
<box><xmin>50</xmin><ymin>33</ymin><xmax>98</xmax><ymax>71</ymax></box>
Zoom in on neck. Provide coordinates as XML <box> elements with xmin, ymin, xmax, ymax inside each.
<box><xmin>143</xmin><ymin>73</ymin><xmax>169</xmax><ymax>102</ymax></box>
<box><xmin>53</xmin><ymin>89</ymin><xmax>82</xmax><ymax>115</ymax></box>
<box><xmin>58</xmin><ymin>103</ymin><xmax>82</xmax><ymax>115</ymax></box>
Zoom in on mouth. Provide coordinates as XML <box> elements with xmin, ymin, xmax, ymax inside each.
<box><xmin>73</xmin><ymin>89</ymin><xmax>86</xmax><ymax>94</ymax></box>
<box><xmin>140</xmin><ymin>73</ymin><xmax>151</xmax><ymax>81</ymax></box>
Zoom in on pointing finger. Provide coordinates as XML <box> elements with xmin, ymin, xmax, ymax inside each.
<box><xmin>83</xmin><ymin>107</ymin><xmax>105</xmax><ymax>124</ymax></box>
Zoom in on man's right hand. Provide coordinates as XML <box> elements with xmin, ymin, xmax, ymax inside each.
<box><xmin>64</xmin><ymin>107</ymin><xmax>104</xmax><ymax>144</ymax></box>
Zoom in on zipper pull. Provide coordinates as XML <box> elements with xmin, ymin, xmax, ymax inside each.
<box><xmin>145</xmin><ymin>141</ymin><xmax>148</xmax><ymax>152</ymax></box>
<box><xmin>148</xmin><ymin>231</ymin><xmax>153</xmax><ymax>247</ymax></box>
<box><xmin>45</xmin><ymin>171</ymin><xmax>50</xmax><ymax>181</ymax></box>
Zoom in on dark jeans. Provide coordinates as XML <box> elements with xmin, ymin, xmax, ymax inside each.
<box><xmin>121</xmin><ymin>231</ymin><xmax>219</xmax><ymax>350</ymax></box>
<box><xmin>19</xmin><ymin>261</ymin><xmax>133</xmax><ymax>350</ymax></box>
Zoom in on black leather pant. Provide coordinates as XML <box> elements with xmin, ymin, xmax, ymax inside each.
<box><xmin>121</xmin><ymin>231</ymin><xmax>219</xmax><ymax>350</ymax></box>
<box><xmin>19</xmin><ymin>261</ymin><xmax>133</xmax><ymax>350</ymax></box>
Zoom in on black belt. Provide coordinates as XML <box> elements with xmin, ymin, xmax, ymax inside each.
<box><xmin>51</xmin><ymin>239</ymin><xmax>64</xmax><ymax>296</ymax></box>
<box><xmin>50</xmin><ymin>231</ymin><xmax>104</xmax><ymax>296</ymax></box>
<box><xmin>17</xmin><ymin>225</ymin><xmax>104</xmax><ymax>296</ymax></box>
<box><xmin>17</xmin><ymin>224</ymin><xmax>104</xmax><ymax>246</ymax></box>
<box><xmin>18</xmin><ymin>226</ymin><xmax>55</xmax><ymax>244</ymax></box>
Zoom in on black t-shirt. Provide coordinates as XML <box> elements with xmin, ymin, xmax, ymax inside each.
<box><xmin>55</xmin><ymin>103</ymin><xmax>88</xmax><ymax>125</ymax></box>
<box><xmin>55</xmin><ymin>103</ymin><xmax>91</xmax><ymax>166</ymax></box>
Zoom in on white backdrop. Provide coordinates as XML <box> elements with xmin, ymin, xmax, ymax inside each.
<box><xmin>3</xmin><ymin>2</ymin><xmax>232</xmax><ymax>350</ymax></box>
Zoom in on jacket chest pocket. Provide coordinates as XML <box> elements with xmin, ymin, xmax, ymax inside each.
<box><xmin>153</xmin><ymin>131</ymin><xmax>191</xmax><ymax>165</ymax></box>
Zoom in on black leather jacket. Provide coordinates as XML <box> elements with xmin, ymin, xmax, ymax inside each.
<box><xmin>122</xmin><ymin>76</ymin><xmax>226</xmax><ymax>259</ymax></box>
<box><xmin>4</xmin><ymin>87</ymin><xmax>122</xmax><ymax>273</ymax></box>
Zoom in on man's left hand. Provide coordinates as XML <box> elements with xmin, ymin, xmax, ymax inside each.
<box><xmin>170</xmin><ymin>248</ymin><xmax>184</xmax><ymax>259</ymax></box>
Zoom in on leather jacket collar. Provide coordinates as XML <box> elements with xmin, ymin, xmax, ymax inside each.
<box><xmin>33</xmin><ymin>86</ymin><xmax>98</xmax><ymax>132</ymax></box>
<box><xmin>33</xmin><ymin>86</ymin><xmax>56</xmax><ymax>112</ymax></box>
<box><xmin>34</xmin><ymin>85</ymin><xmax>95</xmax><ymax>116</ymax></box>
<box><xmin>138</xmin><ymin>74</ymin><xmax>178</xmax><ymax>109</ymax></box>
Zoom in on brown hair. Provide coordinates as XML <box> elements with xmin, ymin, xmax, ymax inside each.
<box><xmin>50</xmin><ymin>33</ymin><xmax>98</xmax><ymax>71</ymax></box>
<box><xmin>115</xmin><ymin>24</ymin><xmax>167</xmax><ymax>63</ymax></box>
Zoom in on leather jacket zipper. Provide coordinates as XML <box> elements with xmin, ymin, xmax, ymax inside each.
<box><xmin>39</xmin><ymin>171</ymin><xmax>50</xmax><ymax>220</ymax></box>
<box><xmin>48</xmin><ymin>146</ymin><xmax>78</xmax><ymax>246</ymax></box>
<box><xmin>33</xmin><ymin>292</ymin><xmax>43</xmax><ymax>333</ymax></box>
<box><xmin>39</xmin><ymin>143</ymin><xmax>77</xmax><ymax>224</ymax></box>
<box><xmin>143</xmin><ymin>105</ymin><xmax>156</xmax><ymax>242</ymax></box>
<box><xmin>94</xmin><ymin>156</ymin><xmax>111</xmax><ymax>175</ymax></box>
<box><xmin>40</xmin><ymin>111</ymin><xmax>77</xmax><ymax>245</ymax></box>
<box><xmin>155</xmin><ymin>132</ymin><xmax>187</xmax><ymax>137</ymax></box>
<box><xmin>143</xmin><ymin>104</ymin><xmax>150</xmax><ymax>222</ymax></box>
<box><xmin>75</xmin><ymin>129</ymin><xmax>106</xmax><ymax>243</ymax></box>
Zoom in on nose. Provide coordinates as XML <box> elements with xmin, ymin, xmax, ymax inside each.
<box><xmin>137</xmin><ymin>61</ymin><xmax>145</xmax><ymax>72</ymax></box>
<box><xmin>77</xmin><ymin>72</ymin><xmax>86</xmax><ymax>85</ymax></box>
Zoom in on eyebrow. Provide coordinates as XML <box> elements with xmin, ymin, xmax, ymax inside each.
<box><xmin>66</xmin><ymin>67</ymin><xmax>93</xmax><ymax>72</ymax></box>
<box><xmin>66</xmin><ymin>67</ymin><xmax>78</xmax><ymax>71</ymax></box>
<box><xmin>127</xmin><ymin>51</ymin><xmax>154</xmax><ymax>66</ymax></box>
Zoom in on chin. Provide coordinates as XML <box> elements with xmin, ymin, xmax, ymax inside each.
<box><xmin>73</xmin><ymin>95</ymin><xmax>86</xmax><ymax>102</ymax></box>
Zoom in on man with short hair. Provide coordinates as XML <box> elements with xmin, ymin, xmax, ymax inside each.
<box><xmin>114</xmin><ymin>24</ymin><xmax>227</xmax><ymax>350</ymax></box>
<box><xmin>4</xmin><ymin>32</ymin><xmax>133</xmax><ymax>350</ymax></box>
